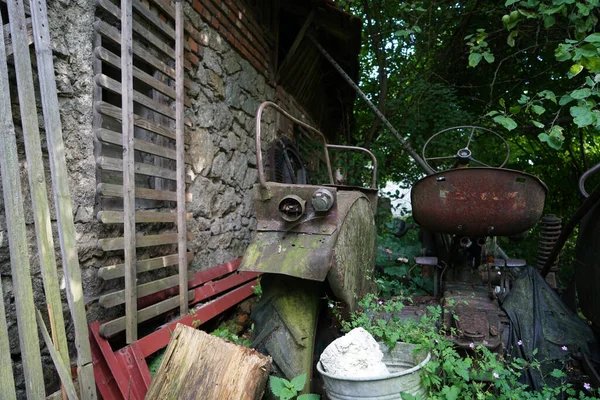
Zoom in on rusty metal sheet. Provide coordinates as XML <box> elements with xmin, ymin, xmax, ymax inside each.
<box><xmin>239</xmin><ymin>231</ymin><xmax>335</xmax><ymax>281</ymax></box>
<box><xmin>253</xmin><ymin>182</ymin><xmax>339</xmax><ymax>235</ymax></box>
<box><xmin>411</xmin><ymin>168</ymin><xmax>547</xmax><ymax>237</ymax></box>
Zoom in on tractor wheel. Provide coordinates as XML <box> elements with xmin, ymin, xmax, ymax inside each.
<box><xmin>251</xmin><ymin>274</ymin><xmax>322</xmax><ymax>391</ymax></box>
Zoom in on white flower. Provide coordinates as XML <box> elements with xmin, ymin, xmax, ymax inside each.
<box><xmin>561</xmin><ymin>345</ymin><xmax>568</xmax><ymax>351</ymax></box>
<box><xmin>517</xmin><ymin>340</ymin><xmax>523</xmax><ymax>346</ymax></box>
<box><xmin>493</xmin><ymin>372</ymin><xmax>500</xmax><ymax>379</ymax></box>
<box><xmin>584</xmin><ymin>382</ymin><xmax>591</xmax><ymax>391</ymax></box>
<box><xmin>469</xmin><ymin>343</ymin><xmax>474</xmax><ymax>348</ymax></box>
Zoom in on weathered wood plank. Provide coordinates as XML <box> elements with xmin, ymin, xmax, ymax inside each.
<box><xmin>0</xmin><ymin>253</ymin><xmax>16</xmax><ymax>399</ymax></box>
<box><xmin>1</xmin><ymin>6</ymin><xmax>45</xmax><ymax>397</ymax></box>
<box><xmin>97</xmin><ymin>232</ymin><xmax>192</xmax><ymax>251</ymax></box>
<box><xmin>96</xmin><ymin>128</ymin><xmax>192</xmax><ymax>164</ymax></box>
<box><xmin>97</xmin><ymin>210</ymin><xmax>192</xmax><ymax>224</ymax></box>
<box><xmin>3</xmin><ymin>16</ymin><xmax>32</xmax><ymax>56</ymax></box>
<box><xmin>30</xmin><ymin>0</ymin><xmax>97</xmax><ymax>396</ymax></box>
<box><xmin>175</xmin><ymin>0</ymin><xmax>188</xmax><ymax>317</ymax></box>
<box><xmin>97</xmin><ymin>156</ymin><xmax>191</xmax><ymax>183</ymax></box>
<box><xmin>98</xmin><ymin>272</ymin><xmax>257</xmax><ymax>337</ymax></box>
<box><xmin>97</xmin><ymin>182</ymin><xmax>192</xmax><ymax>202</ymax></box>
<box><xmin>98</xmin><ymin>252</ymin><xmax>194</xmax><ymax>280</ymax></box>
<box><xmin>121</xmin><ymin>0</ymin><xmax>138</xmax><ymax>344</ymax></box>
<box><xmin>97</xmin><ymin>73</ymin><xmax>177</xmax><ymax>121</ymax></box>
<box><xmin>99</xmin><ymin>271</ymin><xmax>195</xmax><ymax>308</ymax></box>
<box><xmin>95</xmin><ymin>101</ymin><xmax>191</xmax><ymax>144</ymax></box>
<box><xmin>35</xmin><ymin>310</ymin><xmax>78</xmax><ymax>400</ymax></box>
<box><xmin>96</xmin><ymin>0</ymin><xmax>191</xmax><ymax>70</ymax></box>
<box><xmin>94</xmin><ymin>47</ymin><xmax>191</xmax><ymax>107</ymax></box>
<box><xmin>146</xmin><ymin>325</ymin><xmax>271</xmax><ymax>400</ymax></box>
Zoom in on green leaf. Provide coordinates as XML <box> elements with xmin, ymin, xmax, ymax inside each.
<box><xmin>499</xmin><ymin>98</ymin><xmax>506</xmax><ymax>107</ymax></box>
<box><xmin>486</xmin><ymin>110</ymin><xmax>501</xmax><ymax>117</ymax></box>
<box><xmin>297</xmin><ymin>395</ymin><xmax>320</xmax><ymax>400</ymax></box>
<box><xmin>518</xmin><ymin>8</ymin><xmax>537</xmax><ymax>18</ymax></box>
<box><xmin>505</xmin><ymin>0</ymin><xmax>520</xmax><ymax>5</ymax></box>
<box><xmin>568</xmin><ymin>63</ymin><xmax>584</xmax><ymax>78</ymax></box>
<box><xmin>584</xmin><ymin>33</ymin><xmax>600</xmax><ymax>43</ymax></box>
<box><xmin>531</xmin><ymin>105</ymin><xmax>545</xmax><ymax>115</ymax></box>
<box><xmin>291</xmin><ymin>373</ymin><xmax>307</xmax><ymax>392</ymax></box>
<box><xmin>269</xmin><ymin>376</ymin><xmax>288</xmax><ymax>397</ymax></box>
<box><xmin>539</xmin><ymin>90</ymin><xmax>557</xmax><ymax>103</ymax></box>
<box><xmin>550</xmin><ymin>369</ymin><xmax>567</xmax><ymax>379</ymax></box>
<box><xmin>279</xmin><ymin>387</ymin><xmax>297</xmax><ymax>400</ymax></box>
<box><xmin>559</xmin><ymin>95</ymin><xmax>574</xmax><ymax>105</ymax></box>
<box><xmin>570</xmin><ymin>105</ymin><xmax>596</xmax><ymax>127</ymax></box>
<box><xmin>493</xmin><ymin>115</ymin><xmax>518</xmax><ymax>130</ymax></box>
<box><xmin>570</xmin><ymin>88</ymin><xmax>591</xmax><ymax>99</ymax></box>
<box><xmin>538</xmin><ymin>133</ymin><xmax>549</xmax><ymax>142</ymax></box>
<box><xmin>441</xmin><ymin>385</ymin><xmax>461</xmax><ymax>400</ymax></box>
<box><xmin>469</xmin><ymin>53</ymin><xmax>482</xmax><ymax>67</ymax></box>
<box><xmin>510</xmin><ymin>105</ymin><xmax>522</xmax><ymax>114</ymax></box>
<box><xmin>507</xmin><ymin>30</ymin><xmax>518</xmax><ymax>47</ymax></box>
<box><xmin>531</xmin><ymin>120</ymin><xmax>545</xmax><ymax>128</ymax></box>
<box><xmin>544</xmin><ymin>15</ymin><xmax>555</xmax><ymax>28</ymax></box>
<box><xmin>483</xmin><ymin>52</ymin><xmax>495</xmax><ymax>63</ymax></box>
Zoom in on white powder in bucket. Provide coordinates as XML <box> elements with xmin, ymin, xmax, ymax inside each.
<box><xmin>319</xmin><ymin>327</ymin><xmax>390</xmax><ymax>378</ymax></box>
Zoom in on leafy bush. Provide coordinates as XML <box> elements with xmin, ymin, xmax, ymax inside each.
<box><xmin>269</xmin><ymin>374</ymin><xmax>320</xmax><ymax>400</ymax></box>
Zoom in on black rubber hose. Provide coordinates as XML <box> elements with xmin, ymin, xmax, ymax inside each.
<box><xmin>541</xmin><ymin>183</ymin><xmax>600</xmax><ymax>277</ymax></box>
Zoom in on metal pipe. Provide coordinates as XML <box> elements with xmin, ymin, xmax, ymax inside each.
<box><xmin>579</xmin><ymin>161</ymin><xmax>600</xmax><ymax>198</ymax></box>
<box><xmin>309</xmin><ymin>35</ymin><xmax>435</xmax><ymax>175</ymax></box>
<box><xmin>326</xmin><ymin>144</ymin><xmax>378</xmax><ymax>188</ymax></box>
<box><xmin>255</xmin><ymin>101</ymin><xmax>334</xmax><ymax>188</ymax></box>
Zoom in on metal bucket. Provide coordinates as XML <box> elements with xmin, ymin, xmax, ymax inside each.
<box><xmin>317</xmin><ymin>342</ymin><xmax>430</xmax><ymax>400</ymax></box>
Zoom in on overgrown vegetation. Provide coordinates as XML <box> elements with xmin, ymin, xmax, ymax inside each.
<box><xmin>269</xmin><ymin>374</ymin><xmax>320</xmax><ymax>400</ymax></box>
<box><xmin>334</xmin><ymin>294</ymin><xmax>599</xmax><ymax>399</ymax></box>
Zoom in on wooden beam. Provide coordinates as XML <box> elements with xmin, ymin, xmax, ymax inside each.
<box><xmin>97</xmin><ymin>156</ymin><xmax>191</xmax><ymax>183</ymax></box>
<box><xmin>97</xmin><ymin>210</ymin><xmax>192</xmax><ymax>224</ymax></box>
<box><xmin>2</xmin><ymin>17</ymin><xmax>32</xmax><ymax>57</ymax></box>
<box><xmin>30</xmin><ymin>0</ymin><xmax>97</xmax><ymax>396</ymax></box>
<box><xmin>94</xmin><ymin>47</ymin><xmax>191</xmax><ymax>107</ymax></box>
<box><xmin>0</xmin><ymin>272</ymin><xmax>16</xmax><ymax>399</ymax></box>
<box><xmin>98</xmin><ymin>252</ymin><xmax>194</xmax><ymax>280</ymax></box>
<box><xmin>35</xmin><ymin>311</ymin><xmax>79</xmax><ymax>400</ymax></box>
<box><xmin>97</xmin><ymin>232</ymin><xmax>193</xmax><ymax>251</ymax></box>
<box><xmin>121</xmin><ymin>0</ymin><xmax>138</xmax><ymax>343</ymax></box>
<box><xmin>99</xmin><ymin>271</ymin><xmax>195</xmax><ymax>308</ymax></box>
<box><xmin>175</xmin><ymin>0</ymin><xmax>188</xmax><ymax>317</ymax></box>
<box><xmin>1</xmin><ymin>5</ymin><xmax>45</xmax><ymax>397</ymax></box>
<box><xmin>275</xmin><ymin>9</ymin><xmax>314</xmax><ymax>82</ymax></box>
<box><xmin>96</xmin><ymin>128</ymin><xmax>192</xmax><ymax>164</ymax></box>
<box><xmin>97</xmin><ymin>183</ymin><xmax>192</xmax><ymax>202</ymax></box>
<box><xmin>95</xmin><ymin>101</ymin><xmax>191</xmax><ymax>144</ymax></box>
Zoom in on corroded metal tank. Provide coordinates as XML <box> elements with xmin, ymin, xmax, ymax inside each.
<box><xmin>411</xmin><ymin>167</ymin><xmax>547</xmax><ymax>237</ymax></box>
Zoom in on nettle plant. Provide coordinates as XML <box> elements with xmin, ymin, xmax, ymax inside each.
<box><xmin>333</xmin><ymin>295</ymin><xmax>599</xmax><ymax>400</ymax></box>
<box><xmin>268</xmin><ymin>373</ymin><xmax>320</xmax><ymax>400</ymax></box>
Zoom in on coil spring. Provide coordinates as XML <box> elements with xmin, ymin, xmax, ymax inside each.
<box><xmin>536</xmin><ymin>215</ymin><xmax>562</xmax><ymax>272</ymax></box>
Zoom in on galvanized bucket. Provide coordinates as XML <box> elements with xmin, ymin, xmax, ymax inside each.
<box><xmin>317</xmin><ymin>342</ymin><xmax>430</xmax><ymax>400</ymax></box>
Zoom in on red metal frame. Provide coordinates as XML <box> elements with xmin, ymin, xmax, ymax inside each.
<box><xmin>90</xmin><ymin>259</ymin><xmax>259</xmax><ymax>400</ymax></box>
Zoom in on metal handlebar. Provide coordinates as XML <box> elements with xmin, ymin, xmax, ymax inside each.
<box><xmin>579</xmin><ymin>162</ymin><xmax>600</xmax><ymax>198</ymax></box>
<box><xmin>255</xmin><ymin>101</ymin><xmax>377</xmax><ymax>189</ymax></box>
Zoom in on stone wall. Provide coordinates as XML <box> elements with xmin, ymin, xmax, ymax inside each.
<box><xmin>0</xmin><ymin>0</ymin><xmax>315</xmax><ymax>395</ymax></box>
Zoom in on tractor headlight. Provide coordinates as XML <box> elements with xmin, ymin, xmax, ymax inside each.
<box><xmin>311</xmin><ymin>188</ymin><xmax>334</xmax><ymax>213</ymax></box>
<box><xmin>278</xmin><ymin>195</ymin><xmax>306</xmax><ymax>222</ymax></box>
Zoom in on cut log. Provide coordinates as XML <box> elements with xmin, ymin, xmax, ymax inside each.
<box><xmin>146</xmin><ymin>324</ymin><xmax>271</xmax><ymax>400</ymax></box>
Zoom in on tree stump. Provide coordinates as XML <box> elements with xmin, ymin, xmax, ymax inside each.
<box><xmin>146</xmin><ymin>324</ymin><xmax>272</xmax><ymax>399</ymax></box>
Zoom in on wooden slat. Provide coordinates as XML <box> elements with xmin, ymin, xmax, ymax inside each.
<box><xmin>1</xmin><ymin>4</ymin><xmax>45</xmax><ymax>397</ymax></box>
<box><xmin>96</xmin><ymin>128</ymin><xmax>191</xmax><ymax>164</ymax></box>
<box><xmin>98</xmin><ymin>183</ymin><xmax>192</xmax><ymax>202</ymax></box>
<box><xmin>98</xmin><ymin>272</ymin><xmax>257</xmax><ymax>337</ymax></box>
<box><xmin>97</xmin><ymin>210</ymin><xmax>192</xmax><ymax>224</ymax></box>
<box><xmin>175</xmin><ymin>0</ymin><xmax>188</xmax><ymax>316</ymax></box>
<box><xmin>97</xmin><ymin>156</ymin><xmax>191</xmax><ymax>183</ymax></box>
<box><xmin>97</xmin><ymin>232</ymin><xmax>193</xmax><ymax>251</ymax></box>
<box><xmin>3</xmin><ymin>16</ymin><xmax>32</xmax><ymax>57</ymax></box>
<box><xmin>121</xmin><ymin>0</ymin><xmax>138</xmax><ymax>343</ymax></box>
<box><xmin>35</xmin><ymin>311</ymin><xmax>78</xmax><ymax>400</ymax></box>
<box><xmin>0</xmin><ymin>271</ymin><xmax>16</xmax><ymax>399</ymax></box>
<box><xmin>98</xmin><ymin>252</ymin><xmax>194</xmax><ymax>280</ymax></box>
<box><xmin>97</xmin><ymin>73</ymin><xmax>177</xmax><ymax>121</ymax></box>
<box><xmin>99</xmin><ymin>271</ymin><xmax>195</xmax><ymax>308</ymax></box>
<box><xmin>94</xmin><ymin>47</ymin><xmax>191</xmax><ymax>107</ymax></box>
<box><xmin>96</xmin><ymin>0</ymin><xmax>191</xmax><ymax>71</ymax></box>
<box><xmin>30</xmin><ymin>0</ymin><xmax>97</xmax><ymax>396</ymax></box>
<box><xmin>94</xmin><ymin>19</ymin><xmax>192</xmax><ymax>89</ymax></box>
<box><xmin>95</xmin><ymin>101</ymin><xmax>190</xmax><ymax>144</ymax></box>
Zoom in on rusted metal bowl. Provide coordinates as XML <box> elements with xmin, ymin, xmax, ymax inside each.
<box><xmin>411</xmin><ymin>168</ymin><xmax>547</xmax><ymax>237</ymax></box>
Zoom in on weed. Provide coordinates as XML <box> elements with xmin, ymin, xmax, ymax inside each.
<box><xmin>269</xmin><ymin>373</ymin><xmax>320</xmax><ymax>400</ymax></box>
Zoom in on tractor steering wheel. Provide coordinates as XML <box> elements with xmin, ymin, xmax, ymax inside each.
<box><xmin>422</xmin><ymin>126</ymin><xmax>510</xmax><ymax>172</ymax></box>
